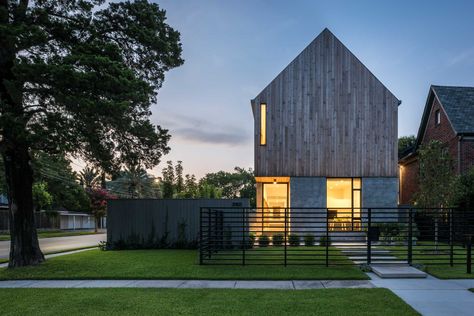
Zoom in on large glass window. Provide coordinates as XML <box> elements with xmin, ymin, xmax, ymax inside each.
<box><xmin>327</xmin><ymin>178</ymin><xmax>361</xmax><ymax>231</ymax></box>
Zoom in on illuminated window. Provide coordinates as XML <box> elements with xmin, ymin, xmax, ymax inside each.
<box><xmin>327</xmin><ymin>178</ymin><xmax>362</xmax><ymax>231</ymax></box>
<box><xmin>435</xmin><ymin>110</ymin><xmax>440</xmax><ymax>125</ymax></box>
<box><xmin>260</xmin><ymin>103</ymin><xmax>266</xmax><ymax>145</ymax></box>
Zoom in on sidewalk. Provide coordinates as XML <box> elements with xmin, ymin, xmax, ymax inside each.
<box><xmin>0</xmin><ymin>279</ymin><xmax>374</xmax><ymax>289</ymax></box>
<box><xmin>368</xmin><ymin>273</ymin><xmax>474</xmax><ymax>316</ymax></box>
<box><xmin>0</xmin><ymin>272</ymin><xmax>474</xmax><ymax>315</ymax></box>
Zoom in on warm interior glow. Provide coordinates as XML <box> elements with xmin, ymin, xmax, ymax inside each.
<box><xmin>260</xmin><ymin>103</ymin><xmax>266</xmax><ymax>145</ymax></box>
<box><xmin>261</xmin><ymin>182</ymin><xmax>288</xmax><ymax>233</ymax></box>
<box><xmin>327</xmin><ymin>178</ymin><xmax>361</xmax><ymax>231</ymax></box>
<box><xmin>327</xmin><ymin>179</ymin><xmax>352</xmax><ymax>216</ymax></box>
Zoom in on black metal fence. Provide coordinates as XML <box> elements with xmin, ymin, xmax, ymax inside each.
<box><xmin>199</xmin><ymin>207</ymin><xmax>474</xmax><ymax>270</ymax></box>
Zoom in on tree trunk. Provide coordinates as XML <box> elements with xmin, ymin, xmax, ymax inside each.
<box><xmin>95</xmin><ymin>216</ymin><xmax>99</xmax><ymax>233</ymax></box>
<box><xmin>3</xmin><ymin>146</ymin><xmax>44</xmax><ymax>267</ymax></box>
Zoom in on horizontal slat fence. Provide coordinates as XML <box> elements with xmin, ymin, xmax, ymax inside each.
<box><xmin>200</xmin><ymin>207</ymin><xmax>474</xmax><ymax>270</ymax></box>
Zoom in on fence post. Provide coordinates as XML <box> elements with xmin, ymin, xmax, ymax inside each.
<box><xmin>242</xmin><ymin>207</ymin><xmax>246</xmax><ymax>266</ymax></box>
<box><xmin>449</xmin><ymin>208</ymin><xmax>454</xmax><ymax>267</ymax></box>
<box><xmin>326</xmin><ymin>208</ymin><xmax>329</xmax><ymax>267</ymax></box>
<box><xmin>284</xmin><ymin>207</ymin><xmax>288</xmax><ymax>267</ymax></box>
<box><xmin>367</xmin><ymin>208</ymin><xmax>372</xmax><ymax>265</ymax></box>
<box><xmin>207</xmin><ymin>208</ymin><xmax>211</xmax><ymax>259</ymax></box>
<box><xmin>467</xmin><ymin>235</ymin><xmax>472</xmax><ymax>274</ymax></box>
<box><xmin>199</xmin><ymin>207</ymin><xmax>203</xmax><ymax>265</ymax></box>
<box><xmin>408</xmin><ymin>208</ymin><xmax>413</xmax><ymax>266</ymax></box>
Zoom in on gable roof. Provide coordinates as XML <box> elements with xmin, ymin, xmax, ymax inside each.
<box><xmin>431</xmin><ymin>85</ymin><xmax>474</xmax><ymax>134</ymax></box>
<box><xmin>250</xmin><ymin>28</ymin><xmax>400</xmax><ymax>115</ymax></box>
<box><xmin>400</xmin><ymin>85</ymin><xmax>474</xmax><ymax>162</ymax></box>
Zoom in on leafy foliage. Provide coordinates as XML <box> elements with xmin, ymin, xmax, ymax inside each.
<box><xmin>107</xmin><ymin>165</ymin><xmax>160</xmax><ymax>198</ymax></box>
<box><xmin>288</xmin><ymin>234</ymin><xmax>300</xmax><ymax>247</ymax></box>
<box><xmin>258</xmin><ymin>235</ymin><xmax>270</xmax><ymax>247</ymax></box>
<box><xmin>272</xmin><ymin>233</ymin><xmax>284</xmax><ymax>246</ymax></box>
<box><xmin>32</xmin><ymin>152</ymin><xmax>90</xmax><ymax>211</ymax></box>
<box><xmin>398</xmin><ymin>135</ymin><xmax>416</xmax><ymax>157</ymax></box>
<box><xmin>87</xmin><ymin>187</ymin><xmax>116</xmax><ymax>231</ymax></box>
<box><xmin>78</xmin><ymin>167</ymin><xmax>101</xmax><ymax>189</ymax></box>
<box><xmin>32</xmin><ymin>181</ymin><xmax>52</xmax><ymax>211</ymax></box>
<box><xmin>1</xmin><ymin>0</ymin><xmax>183</xmax><ymax>171</ymax></box>
<box><xmin>200</xmin><ymin>167</ymin><xmax>256</xmax><ymax>206</ymax></box>
<box><xmin>414</xmin><ymin>140</ymin><xmax>458</xmax><ymax>207</ymax></box>
<box><xmin>451</xmin><ymin>167</ymin><xmax>474</xmax><ymax>210</ymax></box>
<box><xmin>304</xmin><ymin>234</ymin><xmax>315</xmax><ymax>247</ymax></box>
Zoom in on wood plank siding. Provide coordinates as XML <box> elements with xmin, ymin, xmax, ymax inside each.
<box><xmin>251</xmin><ymin>28</ymin><xmax>399</xmax><ymax>177</ymax></box>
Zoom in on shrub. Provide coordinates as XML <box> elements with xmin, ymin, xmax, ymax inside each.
<box><xmin>258</xmin><ymin>235</ymin><xmax>270</xmax><ymax>247</ymax></box>
<box><xmin>272</xmin><ymin>233</ymin><xmax>284</xmax><ymax>246</ymax></box>
<box><xmin>319</xmin><ymin>236</ymin><xmax>331</xmax><ymax>247</ymax></box>
<box><xmin>288</xmin><ymin>234</ymin><xmax>300</xmax><ymax>247</ymax></box>
<box><xmin>246</xmin><ymin>233</ymin><xmax>256</xmax><ymax>249</ymax></box>
<box><xmin>304</xmin><ymin>234</ymin><xmax>315</xmax><ymax>246</ymax></box>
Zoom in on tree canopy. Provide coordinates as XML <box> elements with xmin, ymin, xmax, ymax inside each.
<box><xmin>1</xmin><ymin>0</ymin><xmax>183</xmax><ymax>172</ymax></box>
<box><xmin>0</xmin><ymin>0</ymin><xmax>183</xmax><ymax>267</ymax></box>
<box><xmin>414</xmin><ymin>140</ymin><xmax>457</xmax><ymax>207</ymax></box>
<box><xmin>398</xmin><ymin>135</ymin><xmax>416</xmax><ymax>158</ymax></box>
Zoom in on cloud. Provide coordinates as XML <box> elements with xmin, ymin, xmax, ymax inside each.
<box><xmin>447</xmin><ymin>48</ymin><xmax>474</xmax><ymax>67</ymax></box>
<box><xmin>159</xmin><ymin>112</ymin><xmax>251</xmax><ymax>146</ymax></box>
<box><xmin>174</xmin><ymin>127</ymin><xmax>249</xmax><ymax>145</ymax></box>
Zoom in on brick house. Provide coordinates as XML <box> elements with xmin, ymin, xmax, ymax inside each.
<box><xmin>399</xmin><ymin>85</ymin><xmax>474</xmax><ymax>205</ymax></box>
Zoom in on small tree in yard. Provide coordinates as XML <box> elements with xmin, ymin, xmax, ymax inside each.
<box><xmin>0</xmin><ymin>1</ymin><xmax>183</xmax><ymax>266</ymax></box>
<box><xmin>87</xmin><ymin>188</ymin><xmax>115</xmax><ymax>233</ymax></box>
<box><xmin>32</xmin><ymin>182</ymin><xmax>52</xmax><ymax>212</ymax></box>
<box><xmin>414</xmin><ymin>140</ymin><xmax>458</xmax><ymax>250</ymax></box>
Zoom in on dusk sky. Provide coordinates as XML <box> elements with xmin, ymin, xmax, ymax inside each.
<box><xmin>150</xmin><ymin>0</ymin><xmax>474</xmax><ymax>178</ymax></box>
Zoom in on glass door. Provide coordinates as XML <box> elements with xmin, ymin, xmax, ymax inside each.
<box><xmin>262</xmin><ymin>183</ymin><xmax>288</xmax><ymax>233</ymax></box>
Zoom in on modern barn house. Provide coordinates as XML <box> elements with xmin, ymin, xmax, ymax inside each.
<box><xmin>250</xmin><ymin>28</ymin><xmax>400</xmax><ymax>234</ymax></box>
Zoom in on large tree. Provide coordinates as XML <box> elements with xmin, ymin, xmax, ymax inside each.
<box><xmin>0</xmin><ymin>0</ymin><xmax>183</xmax><ymax>266</ymax></box>
<box><xmin>398</xmin><ymin>135</ymin><xmax>416</xmax><ymax>158</ymax></box>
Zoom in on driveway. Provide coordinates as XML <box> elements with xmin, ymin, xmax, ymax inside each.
<box><xmin>0</xmin><ymin>233</ymin><xmax>106</xmax><ymax>259</ymax></box>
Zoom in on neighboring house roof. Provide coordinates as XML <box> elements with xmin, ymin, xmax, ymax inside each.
<box><xmin>431</xmin><ymin>85</ymin><xmax>474</xmax><ymax>134</ymax></box>
<box><xmin>399</xmin><ymin>85</ymin><xmax>474</xmax><ymax>162</ymax></box>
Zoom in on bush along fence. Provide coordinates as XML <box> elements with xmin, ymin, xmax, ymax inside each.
<box><xmin>199</xmin><ymin>207</ymin><xmax>474</xmax><ymax>272</ymax></box>
<box><xmin>105</xmin><ymin>198</ymin><xmax>250</xmax><ymax>250</ymax></box>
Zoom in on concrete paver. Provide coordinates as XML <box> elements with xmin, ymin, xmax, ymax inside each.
<box><xmin>368</xmin><ymin>273</ymin><xmax>474</xmax><ymax>316</ymax></box>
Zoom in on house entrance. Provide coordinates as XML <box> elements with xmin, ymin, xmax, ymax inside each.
<box><xmin>261</xmin><ymin>182</ymin><xmax>288</xmax><ymax>233</ymax></box>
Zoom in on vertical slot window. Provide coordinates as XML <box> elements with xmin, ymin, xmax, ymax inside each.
<box><xmin>260</xmin><ymin>103</ymin><xmax>267</xmax><ymax>145</ymax></box>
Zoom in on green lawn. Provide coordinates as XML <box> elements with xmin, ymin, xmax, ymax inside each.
<box><xmin>0</xmin><ymin>249</ymin><xmax>368</xmax><ymax>280</ymax></box>
<box><xmin>0</xmin><ymin>288</ymin><xmax>419</xmax><ymax>316</ymax></box>
<box><xmin>205</xmin><ymin>246</ymin><xmax>354</xmax><ymax>265</ymax></box>
<box><xmin>0</xmin><ymin>230</ymin><xmax>100</xmax><ymax>241</ymax></box>
<box><xmin>424</xmin><ymin>265</ymin><xmax>474</xmax><ymax>279</ymax></box>
<box><xmin>380</xmin><ymin>242</ymin><xmax>473</xmax><ymax>279</ymax></box>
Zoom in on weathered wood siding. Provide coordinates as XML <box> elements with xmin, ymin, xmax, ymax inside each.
<box><xmin>252</xmin><ymin>29</ymin><xmax>399</xmax><ymax>177</ymax></box>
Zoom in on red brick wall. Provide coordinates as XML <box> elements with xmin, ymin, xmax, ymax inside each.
<box><xmin>399</xmin><ymin>97</ymin><xmax>459</xmax><ymax>205</ymax></box>
<box><xmin>399</xmin><ymin>157</ymin><xmax>419</xmax><ymax>205</ymax></box>
<box><xmin>460</xmin><ymin>139</ymin><xmax>474</xmax><ymax>174</ymax></box>
<box><xmin>421</xmin><ymin>98</ymin><xmax>458</xmax><ymax>159</ymax></box>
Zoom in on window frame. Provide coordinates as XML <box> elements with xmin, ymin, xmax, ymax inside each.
<box><xmin>435</xmin><ymin>109</ymin><xmax>441</xmax><ymax>126</ymax></box>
